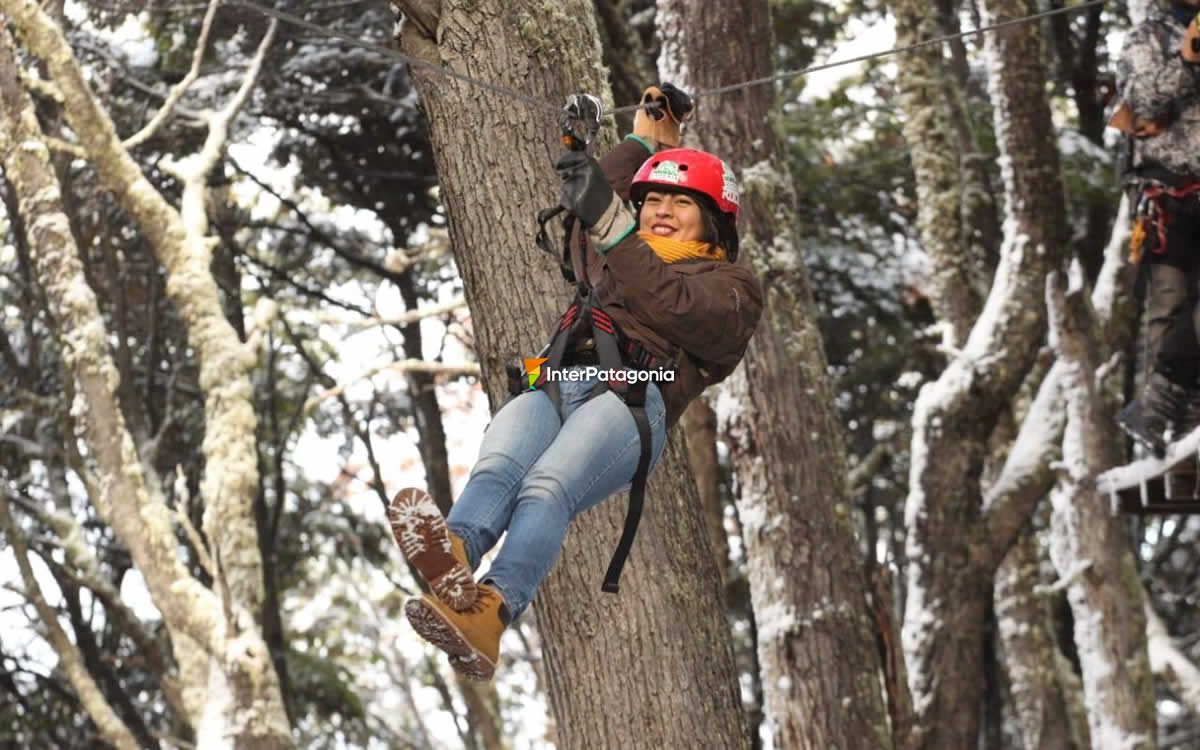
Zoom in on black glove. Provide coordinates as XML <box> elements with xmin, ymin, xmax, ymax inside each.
<box><xmin>656</xmin><ymin>82</ymin><xmax>693</xmax><ymax>122</ymax></box>
<box><xmin>556</xmin><ymin>150</ymin><xmax>614</xmax><ymax>228</ymax></box>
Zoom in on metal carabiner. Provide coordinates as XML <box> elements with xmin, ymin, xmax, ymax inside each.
<box><xmin>559</xmin><ymin>94</ymin><xmax>603</xmax><ymax>153</ymax></box>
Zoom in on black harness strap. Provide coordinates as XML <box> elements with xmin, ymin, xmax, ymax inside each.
<box><xmin>507</xmin><ymin>282</ymin><xmax>662</xmax><ymax>594</ymax></box>
<box><xmin>601</xmin><ymin>378</ymin><xmax>651</xmax><ymax>594</ymax></box>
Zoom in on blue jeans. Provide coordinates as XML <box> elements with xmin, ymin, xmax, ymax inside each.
<box><xmin>446</xmin><ymin>366</ymin><xmax>668</xmax><ymax>620</ymax></box>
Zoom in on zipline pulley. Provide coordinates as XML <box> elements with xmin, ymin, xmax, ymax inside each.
<box><xmin>558</xmin><ymin>93</ymin><xmax>603</xmax><ymax>153</ymax></box>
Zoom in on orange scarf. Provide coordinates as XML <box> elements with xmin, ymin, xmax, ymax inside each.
<box><xmin>637</xmin><ymin>231</ymin><xmax>728</xmax><ymax>264</ymax></box>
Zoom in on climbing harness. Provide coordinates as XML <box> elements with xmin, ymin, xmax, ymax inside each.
<box><xmin>506</xmin><ymin>94</ymin><xmax>675</xmax><ymax>595</ymax></box>
<box><xmin>1130</xmin><ymin>172</ymin><xmax>1200</xmax><ymax>263</ymax></box>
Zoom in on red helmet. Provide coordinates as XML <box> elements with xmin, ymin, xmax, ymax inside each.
<box><xmin>630</xmin><ymin>148</ymin><xmax>740</xmax><ymax>223</ymax></box>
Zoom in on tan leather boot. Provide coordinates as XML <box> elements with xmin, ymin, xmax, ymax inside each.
<box><xmin>389</xmin><ymin>487</ymin><xmax>476</xmax><ymax>610</ymax></box>
<box><xmin>405</xmin><ymin>584</ymin><xmax>509</xmax><ymax>681</ymax></box>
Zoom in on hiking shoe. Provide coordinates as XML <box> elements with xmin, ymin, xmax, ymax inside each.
<box><xmin>389</xmin><ymin>487</ymin><xmax>476</xmax><ymax>611</ymax></box>
<box><xmin>1116</xmin><ymin>372</ymin><xmax>1192</xmax><ymax>457</ymax></box>
<box><xmin>405</xmin><ymin>584</ymin><xmax>509</xmax><ymax>682</ymax></box>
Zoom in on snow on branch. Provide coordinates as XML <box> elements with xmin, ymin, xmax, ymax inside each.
<box><xmin>1033</xmin><ymin>558</ymin><xmax>1092</xmax><ymax>596</ymax></box>
<box><xmin>346</xmin><ymin>295</ymin><xmax>468</xmax><ymax>333</ymax></box>
<box><xmin>981</xmin><ymin>196</ymin><xmax>1131</xmax><ymax>566</ymax></box>
<box><xmin>1097</xmin><ymin>428</ymin><xmax>1200</xmax><ymax>494</ymax></box>
<box><xmin>1145</xmin><ymin>594</ymin><xmax>1200</xmax><ymax>715</ymax></box>
<box><xmin>0</xmin><ymin>495</ymin><xmax>139</xmax><ymax>750</ymax></box>
<box><xmin>10</xmin><ymin>495</ymin><xmax>190</xmax><ymax>719</ymax></box>
<box><xmin>122</xmin><ymin>0</ymin><xmax>221</xmax><ymax>150</ymax></box>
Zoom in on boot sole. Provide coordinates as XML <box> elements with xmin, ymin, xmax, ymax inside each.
<box><xmin>389</xmin><ymin>488</ymin><xmax>477</xmax><ymax>611</ymax></box>
<box><xmin>404</xmin><ymin>598</ymin><xmax>496</xmax><ymax>681</ymax></box>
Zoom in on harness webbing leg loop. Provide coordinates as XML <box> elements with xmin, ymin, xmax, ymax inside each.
<box><xmin>602</xmin><ymin>382</ymin><xmax>652</xmax><ymax>594</ymax></box>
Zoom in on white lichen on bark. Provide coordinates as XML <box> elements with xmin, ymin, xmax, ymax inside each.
<box><xmin>0</xmin><ymin>2</ymin><xmax>292</xmax><ymax>743</ymax></box>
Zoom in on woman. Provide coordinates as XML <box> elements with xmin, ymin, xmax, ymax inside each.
<box><xmin>392</xmin><ymin>85</ymin><xmax>763</xmax><ymax>681</ymax></box>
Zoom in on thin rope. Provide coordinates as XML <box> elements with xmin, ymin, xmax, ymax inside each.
<box><xmin>231</xmin><ymin>0</ymin><xmax>1107</xmax><ymax>118</ymax></box>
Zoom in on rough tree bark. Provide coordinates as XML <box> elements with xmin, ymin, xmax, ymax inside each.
<box><xmin>994</xmin><ymin>529</ymin><xmax>1088</xmax><ymax>750</ymax></box>
<box><xmin>390</xmin><ymin>2</ymin><xmax>749</xmax><ymax>747</ymax></box>
<box><xmin>656</xmin><ymin>0</ymin><xmax>893</xmax><ymax>747</ymax></box>
<box><xmin>900</xmin><ymin>2</ymin><xmax>1070</xmax><ymax>747</ymax></box>
<box><xmin>894</xmin><ymin>0</ymin><xmax>985</xmax><ymax>348</ymax></box>
<box><xmin>0</xmin><ymin>3</ymin><xmax>292</xmax><ymax>745</ymax></box>
<box><xmin>1045</xmin><ymin>265</ymin><xmax>1156</xmax><ymax>749</ymax></box>
<box><xmin>679</xmin><ymin>399</ymin><xmax>729</xmax><ymax>584</ymax></box>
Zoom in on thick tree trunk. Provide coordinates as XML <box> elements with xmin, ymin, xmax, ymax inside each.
<box><xmin>655</xmin><ymin>1</ymin><xmax>893</xmax><ymax>747</ymax></box>
<box><xmin>1045</xmin><ymin>268</ymin><xmax>1157</xmax><ymax>749</ymax></box>
<box><xmin>392</xmin><ymin>3</ymin><xmax>748</xmax><ymax>747</ymax></box>
<box><xmin>994</xmin><ymin>528</ymin><xmax>1087</xmax><ymax>750</ymax></box>
<box><xmin>894</xmin><ymin>0</ymin><xmax>984</xmax><ymax>347</ymax></box>
<box><xmin>901</xmin><ymin>2</ymin><xmax>1069</xmax><ymax>748</ymax></box>
<box><xmin>679</xmin><ymin>399</ymin><xmax>728</xmax><ymax>583</ymax></box>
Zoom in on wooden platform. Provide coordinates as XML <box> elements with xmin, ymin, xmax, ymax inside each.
<box><xmin>1116</xmin><ymin>472</ymin><xmax>1200</xmax><ymax>514</ymax></box>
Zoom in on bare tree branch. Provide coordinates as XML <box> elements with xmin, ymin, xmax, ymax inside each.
<box><xmin>1146</xmin><ymin>593</ymin><xmax>1200</xmax><ymax>715</ymax></box>
<box><xmin>167</xmin><ymin>18</ymin><xmax>277</xmax><ymax>235</ymax></box>
<box><xmin>122</xmin><ymin>0</ymin><xmax>221</xmax><ymax>149</ymax></box>
<box><xmin>302</xmin><ymin>358</ymin><xmax>479</xmax><ymax>416</ymax></box>
<box><xmin>0</xmin><ymin>494</ymin><xmax>139</xmax><ymax>750</ymax></box>
<box><xmin>8</xmin><ymin>493</ymin><xmax>190</xmax><ymax>724</ymax></box>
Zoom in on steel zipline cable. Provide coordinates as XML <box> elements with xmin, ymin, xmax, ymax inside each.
<box><xmin>230</xmin><ymin>0</ymin><xmax>1108</xmax><ymax>116</ymax></box>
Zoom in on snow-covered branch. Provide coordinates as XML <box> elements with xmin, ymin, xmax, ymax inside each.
<box><xmin>0</xmin><ymin>495</ymin><xmax>139</xmax><ymax>750</ymax></box>
<box><xmin>1145</xmin><ymin>594</ymin><xmax>1200</xmax><ymax>715</ymax></box>
<box><xmin>981</xmin><ymin>196</ymin><xmax>1131</xmax><ymax>568</ymax></box>
<box><xmin>347</xmin><ymin>295</ymin><xmax>468</xmax><ymax>333</ymax></box>
<box><xmin>12</xmin><ymin>496</ymin><xmax>191</xmax><ymax>722</ymax></box>
<box><xmin>122</xmin><ymin>0</ymin><xmax>221</xmax><ymax>150</ymax></box>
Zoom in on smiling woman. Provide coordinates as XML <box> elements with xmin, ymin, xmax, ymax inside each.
<box><xmin>392</xmin><ymin>84</ymin><xmax>764</xmax><ymax>684</ymax></box>
<box><xmin>630</xmin><ymin>147</ymin><xmax>741</xmax><ymax>261</ymax></box>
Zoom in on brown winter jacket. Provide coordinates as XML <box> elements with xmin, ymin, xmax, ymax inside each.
<box><xmin>563</xmin><ymin>137</ymin><xmax>764</xmax><ymax>429</ymax></box>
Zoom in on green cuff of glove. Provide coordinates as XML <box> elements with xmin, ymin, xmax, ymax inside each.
<box><xmin>623</xmin><ymin>134</ymin><xmax>656</xmax><ymax>153</ymax></box>
<box><xmin>589</xmin><ymin>193</ymin><xmax>638</xmax><ymax>254</ymax></box>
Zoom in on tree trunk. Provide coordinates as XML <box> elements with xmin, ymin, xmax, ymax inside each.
<box><xmin>391</xmin><ymin>2</ymin><xmax>748</xmax><ymax>747</ymax></box>
<box><xmin>901</xmin><ymin>2</ymin><xmax>1069</xmax><ymax>747</ymax></box>
<box><xmin>1045</xmin><ymin>268</ymin><xmax>1157</xmax><ymax>749</ymax></box>
<box><xmin>894</xmin><ymin>0</ymin><xmax>984</xmax><ymax>347</ymax></box>
<box><xmin>679</xmin><ymin>399</ymin><xmax>728</xmax><ymax>584</ymax></box>
<box><xmin>994</xmin><ymin>528</ymin><xmax>1087</xmax><ymax>750</ymax></box>
<box><xmin>655</xmin><ymin>1</ymin><xmax>894</xmax><ymax>747</ymax></box>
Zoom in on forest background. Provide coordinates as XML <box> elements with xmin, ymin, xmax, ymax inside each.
<box><xmin>0</xmin><ymin>0</ymin><xmax>1196</xmax><ymax>748</ymax></box>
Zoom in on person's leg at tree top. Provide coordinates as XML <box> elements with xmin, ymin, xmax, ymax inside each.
<box><xmin>1117</xmin><ymin>206</ymin><xmax>1200</xmax><ymax>455</ymax></box>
